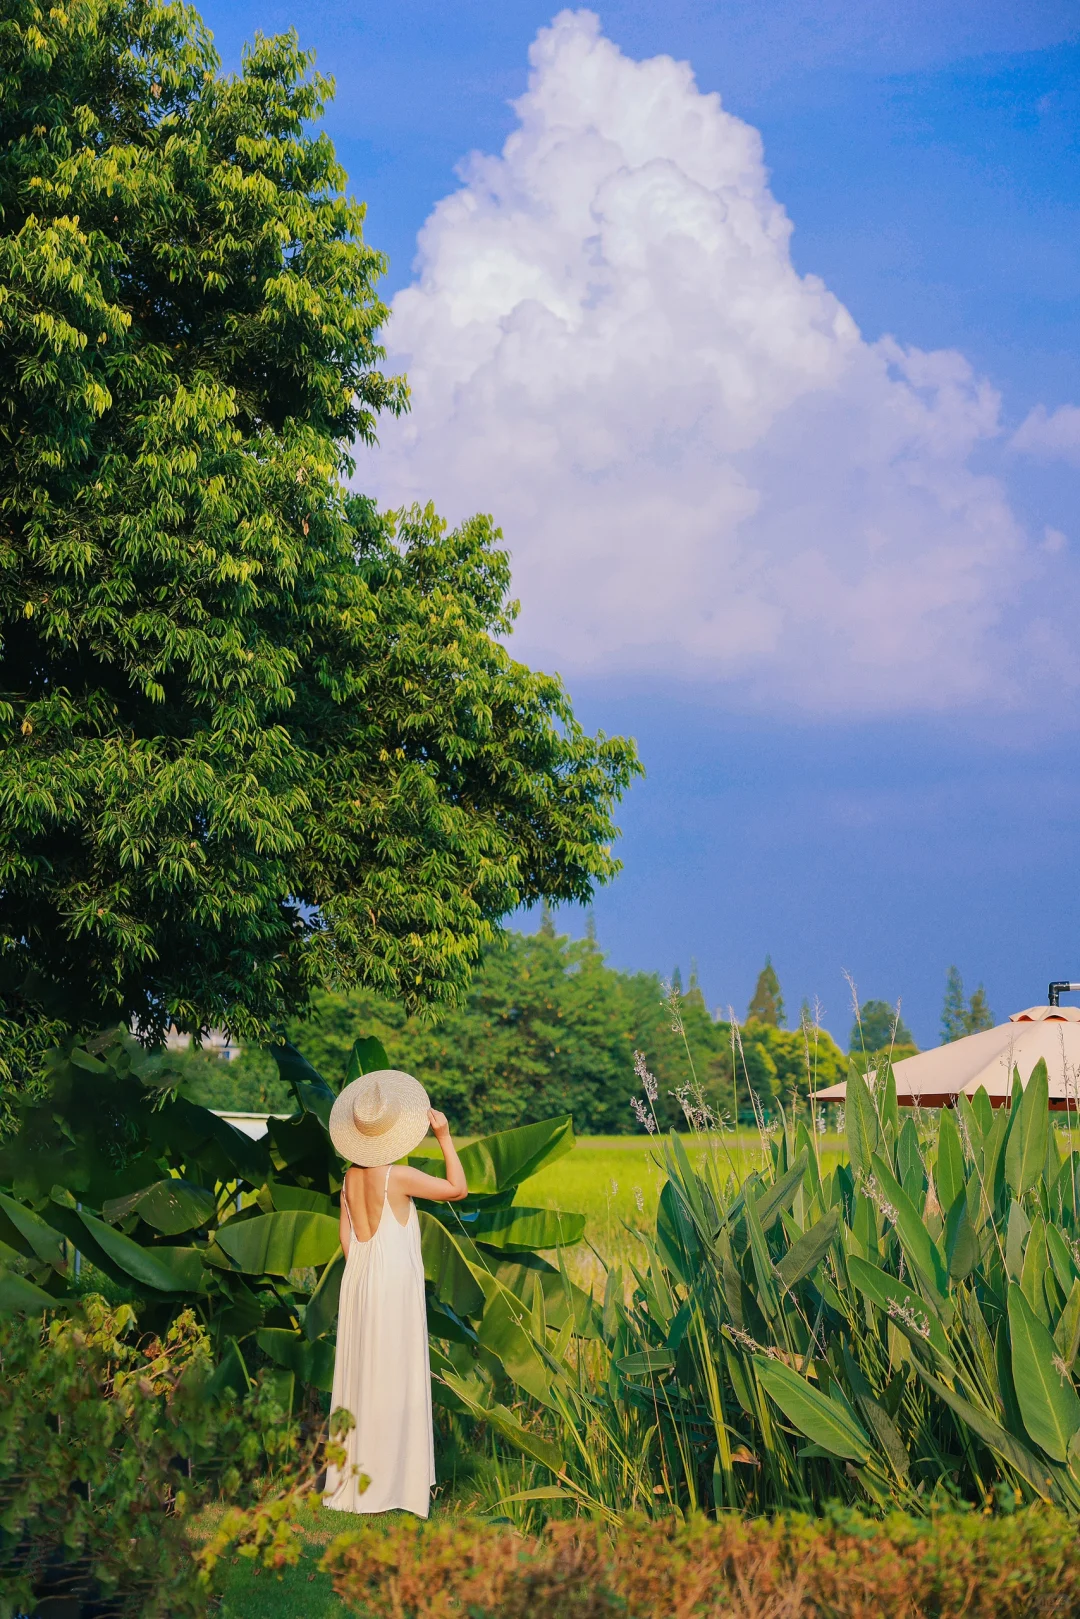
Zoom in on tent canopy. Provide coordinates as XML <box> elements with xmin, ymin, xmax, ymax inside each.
<box><xmin>813</xmin><ymin>1005</ymin><xmax>1080</xmax><ymax>1108</ymax></box>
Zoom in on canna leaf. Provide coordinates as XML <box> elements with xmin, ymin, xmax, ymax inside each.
<box><xmin>848</xmin><ymin>1255</ymin><xmax>952</xmax><ymax>1362</ymax></box>
<box><xmin>944</xmin><ymin>1192</ymin><xmax>979</xmax><ymax>1281</ymax></box>
<box><xmin>753</xmin><ymin>1356</ymin><xmax>871</xmax><ymax>1463</ymax></box>
<box><xmin>915</xmin><ymin>1366</ymin><xmax>1059</xmax><ymax>1501</ymax></box>
<box><xmin>1055</xmin><ymin>1279</ymin><xmax>1080</xmax><ymax>1374</ymax></box>
<box><xmin>846</xmin><ymin>1068</ymin><xmax>883</xmax><ymax>1181</ymax></box>
<box><xmin>869</xmin><ymin>1154</ymin><xmax>950</xmax><ymax>1307</ymax></box>
<box><xmin>775</xmin><ymin>1209</ymin><xmax>840</xmax><ymax>1293</ymax></box>
<box><xmin>935</xmin><ymin>1109</ymin><xmax>966</xmax><ymax>1213</ymax></box>
<box><xmin>1008</xmin><ymin>1282</ymin><xmax>1080</xmax><ymax>1463</ymax></box>
<box><xmin>1005</xmin><ymin>1059</ymin><xmax>1049</xmax><ymax>1198</ymax></box>
<box><xmin>754</xmin><ymin>1152</ymin><xmax>809</xmax><ymax>1233</ymax></box>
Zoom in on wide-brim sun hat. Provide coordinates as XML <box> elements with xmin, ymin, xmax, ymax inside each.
<box><xmin>328</xmin><ymin>1069</ymin><xmax>431</xmax><ymax>1166</ymax></box>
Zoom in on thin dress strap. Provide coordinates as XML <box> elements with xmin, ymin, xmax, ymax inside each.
<box><xmin>383</xmin><ymin>1165</ymin><xmax>392</xmax><ymax>1201</ymax></box>
<box><xmin>342</xmin><ymin>1175</ymin><xmax>355</xmax><ymax>1236</ymax></box>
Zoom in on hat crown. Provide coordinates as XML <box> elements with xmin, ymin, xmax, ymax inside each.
<box><xmin>352</xmin><ymin>1079</ymin><xmax>397</xmax><ymax>1137</ymax></box>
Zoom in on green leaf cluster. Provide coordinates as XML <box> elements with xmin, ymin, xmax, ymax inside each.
<box><xmin>0</xmin><ymin>1025</ymin><xmax>591</xmax><ymax>1415</ymax></box>
<box><xmin>442</xmin><ymin>1057</ymin><xmax>1080</xmax><ymax>1520</ymax></box>
<box><xmin>0</xmin><ymin>0</ymin><xmax>639</xmax><ymax>1085</ymax></box>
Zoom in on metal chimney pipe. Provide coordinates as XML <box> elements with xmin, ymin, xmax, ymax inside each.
<box><xmin>1048</xmin><ymin>981</ymin><xmax>1080</xmax><ymax>1007</ymax></box>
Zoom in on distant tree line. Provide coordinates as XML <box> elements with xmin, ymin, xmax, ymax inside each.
<box><xmin>156</xmin><ymin>935</ymin><xmax>997</xmax><ymax>1137</ymax></box>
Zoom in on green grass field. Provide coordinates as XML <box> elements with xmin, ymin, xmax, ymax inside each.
<box><xmin>207</xmin><ymin>1129</ymin><xmax>846</xmax><ymax>1615</ymax></box>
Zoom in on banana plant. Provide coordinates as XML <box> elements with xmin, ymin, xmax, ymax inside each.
<box><xmin>0</xmin><ymin>1028</ymin><xmax>589</xmax><ymax>1409</ymax></box>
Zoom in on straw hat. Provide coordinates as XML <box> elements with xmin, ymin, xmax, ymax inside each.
<box><xmin>328</xmin><ymin>1070</ymin><xmax>431</xmax><ymax>1166</ymax></box>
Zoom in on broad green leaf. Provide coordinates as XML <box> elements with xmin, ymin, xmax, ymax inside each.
<box><xmin>102</xmin><ymin>1178</ymin><xmax>216</xmax><ymax>1236</ymax></box>
<box><xmin>257</xmin><ymin>1327</ymin><xmax>335</xmax><ymax>1393</ymax></box>
<box><xmin>418</xmin><ymin>1210</ymin><xmax>485</xmax><ymax>1319</ymax></box>
<box><xmin>0</xmin><ymin>1192</ymin><xmax>66</xmax><ymax>1268</ymax></box>
<box><xmin>869</xmin><ymin>1153</ymin><xmax>949</xmax><ymax>1306</ymax></box>
<box><xmin>944</xmin><ymin>1192</ymin><xmax>978</xmax><ymax>1281</ymax></box>
<box><xmin>0</xmin><ymin>1267</ymin><xmax>61</xmax><ymax>1313</ymax></box>
<box><xmin>268</xmin><ymin>1043</ymin><xmax>336</xmax><ymax>1128</ymax></box>
<box><xmin>475</xmin><ymin>1273</ymin><xmax>561</xmax><ymax>1408</ymax></box>
<box><xmin>878</xmin><ymin>1063</ymin><xmax>900</xmax><ymax>1137</ymax></box>
<box><xmin>848</xmin><ymin>1255</ymin><xmax>952</xmax><ymax>1362</ymax></box>
<box><xmin>454</xmin><ymin>1115</ymin><xmax>575</xmax><ymax>1195</ymax></box>
<box><xmin>745</xmin><ymin>1191</ymin><xmax>779</xmax><ymax>1319</ymax></box>
<box><xmin>1008</xmin><ymin>1282</ymin><xmax>1080</xmax><ymax>1463</ymax></box>
<box><xmin>344</xmin><ymin>1036</ymin><xmax>390</xmax><ymax>1083</ymax></box>
<box><xmin>914</xmin><ymin>1366</ymin><xmax>1058</xmax><ymax>1501</ymax></box>
<box><xmin>1021</xmin><ymin>1217</ymin><xmax>1050</xmax><ymax>1323</ymax></box>
<box><xmin>1006</xmin><ymin>1059</ymin><xmax>1049</xmax><ymax>1197</ymax></box>
<box><xmin>1055</xmin><ymin>1279</ymin><xmax>1080</xmax><ymax>1373</ymax></box>
<box><xmin>1047</xmin><ymin>1224</ymin><xmax>1079</xmax><ymax>1297</ymax></box>
<box><xmin>754</xmin><ymin>1151</ymin><xmax>808</xmax><ymax>1233</ymax></box>
<box><xmin>214</xmin><ymin>1209</ymin><xmax>340</xmax><ymax>1275</ymax></box>
<box><xmin>846</xmin><ymin>1068</ymin><xmax>883</xmax><ymax>1180</ymax></box>
<box><xmin>269</xmin><ymin>1183</ymin><xmax>335</xmax><ymax>1216</ymax></box>
<box><xmin>439</xmin><ymin>1369</ymin><xmax>565</xmax><ymax>1475</ymax></box>
<box><xmin>494</xmin><ymin>1253</ymin><xmax>599</xmax><ymax>1338</ymax></box>
<box><xmin>616</xmin><ymin>1349</ymin><xmax>677</xmax><ymax>1376</ymax></box>
<box><xmin>970</xmin><ymin>1086</ymin><xmax>995</xmax><ymax>1137</ymax></box>
<box><xmin>775</xmin><ymin>1210</ymin><xmax>840</xmax><ymax>1293</ymax></box>
<box><xmin>935</xmin><ymin>1110</ymin><xmax>966</xmax><ymax>1213</ymax></box>
<box><xmin>455</xmin><ymin>1205</ymin><xmax>585</xmax><ymax>1251</ymax></box>
<box><xmin>753</xmin><ymin>1356</ymin><xmax>871</xmax><ymax>1463</ymax></box>
<box><xmin>304</xmin><ymin>1252</ymin><xmax>345</xmax><ymax>1341</ymax></box>
<box><xmin>896</xmin><ymin>1117</ymin><xmax>925</xmax><ymax>1202</ymax></box>
<box><xmin>1006</xmin><ymin>1200</ymin><xmax>1031</xmax><ymax>1282</ymax></box>
<box><xmin>78</xmin><ymin>1210</ymin><xmax>205</xmax><ymax>1293</ymax></box>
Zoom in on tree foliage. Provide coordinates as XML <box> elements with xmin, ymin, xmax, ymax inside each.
<box><xmin>942</xmin><ymin>966</ymin><xmax>995</xmax><ymax>1043</ymax></box>
<box><xmin>170</xmin><ymin>926</ymin><xmax>848</xmax><ymax>1134</ymax></box>
<box><xmin>850</xmin><ymin>998</ymin><xmax>915</xmax><ymax>1055</ymax></box>
<box><xmin>0</xmin><ymin>1</ymin><xmax>639</xmax><ymax>1084</ymax></box>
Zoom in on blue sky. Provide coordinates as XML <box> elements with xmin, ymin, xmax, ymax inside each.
<box><xmin>203</xmin><ymin>0</ymin><xmax>1080</xmax><ymax>1047</ymax></box>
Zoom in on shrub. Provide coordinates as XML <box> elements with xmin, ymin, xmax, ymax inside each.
<box><xmin>322</xmin><ymin>1507</ymin><xmax>1080</xmax><ymax>1619</ymax></box>
<box><xmin>0</xmin><ymin>1297</ymin><xmax>300</xmax><ymax>1619</ymax></box>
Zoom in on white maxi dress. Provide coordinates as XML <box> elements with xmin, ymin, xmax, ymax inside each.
<box><xmin>323</xmin><ymin>1168</ymin><xmax>435</xmax><ymax>1517</ymax></box>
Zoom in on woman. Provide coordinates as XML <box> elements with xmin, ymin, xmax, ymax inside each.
<box><xmin>323</xmin><ymin>1068</ymin><xmax>468</xmax><ymax>1518</ymax></box>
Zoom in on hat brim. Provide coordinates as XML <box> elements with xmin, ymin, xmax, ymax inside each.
<box><xmin>328</xmin><ymin>1070</ymin><xmax>431</xmax><ymax>1166</ymax></box>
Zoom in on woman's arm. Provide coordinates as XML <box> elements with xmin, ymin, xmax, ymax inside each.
<box><xmin>394</xmin><ymin>1110</ymin><xmax>469</xmax><ymax>1203</ymax></box>
<box><xmin>339</xmin><ymin>1171</ymin><xmax>353</xmax><ymax>1259</ymax></box>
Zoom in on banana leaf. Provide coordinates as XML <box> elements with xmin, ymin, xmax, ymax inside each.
<box><xmin>454</xmin><ymin>1205</ymin><xmax>585</xmax><ymax>1251</ymax></box>
<box><xmin>214</xmin><ymin>1209</ymin><xmax>340</xmax><ymax>1275</ymax></box>
<box><xmin>454</xmin><ymin>1115</ymin><xmax>575</xmax><ymax>1196</ymax></box>
<box><xmin>78</xmin><ymin>1210</ymin><xmax>206</xmax><ymax>1293</ymax></box>
<box><xmin>101</xmin><ymin>1178</ymin><xmax>217</xmax><ymax>1236</ymax></box>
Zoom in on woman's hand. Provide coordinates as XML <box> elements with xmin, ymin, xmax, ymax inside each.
<box><xmin>428</xmin><ymin>1108</ymin><xmax>450</xmax><ymax>1137</ymax></box>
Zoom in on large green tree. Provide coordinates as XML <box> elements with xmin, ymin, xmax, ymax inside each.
<box><xmin>0</xmin><ymin>2</ymin><xmax>639</xmax><ymax>1083</ymax></box>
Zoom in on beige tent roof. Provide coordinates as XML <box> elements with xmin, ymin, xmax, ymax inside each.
<box><xmin>813</xmin><ymin>1004</ymin><xmax>1080</xmax><ymax>1108</ymax></box>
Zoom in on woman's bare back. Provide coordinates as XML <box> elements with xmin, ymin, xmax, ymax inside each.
<box><xmin>343</xmin><ymin>1164</ymin><xmax>413</xmax><ymax>1241</ymax></box>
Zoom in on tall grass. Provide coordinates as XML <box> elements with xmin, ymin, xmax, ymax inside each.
<box><xmin>438</xmin><ymin>1045</ymin><xmax>1080</xmax><ymax>1526</ymax></box>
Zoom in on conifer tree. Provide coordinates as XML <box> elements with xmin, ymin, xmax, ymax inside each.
<box><xmin>747</xmin><ymin>957</ymin><xmax>785</xmax><ymax>1027</ymax></box>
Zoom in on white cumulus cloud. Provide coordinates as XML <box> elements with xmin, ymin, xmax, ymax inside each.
<box><xmin>367</xmin><ymin>9</ymin><xmax>1063</xmax><ymax>712</ymax></box>
<box><xmin>1012</xmin><ymin>404</ymin><xmax>1080</xmax><ymax>466</ymax></box>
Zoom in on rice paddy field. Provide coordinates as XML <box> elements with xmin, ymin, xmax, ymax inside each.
<box><xmin>520</xmin><ymin>1128</ymin><xmax>847</xmax><ymax>1291</ymax></box>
